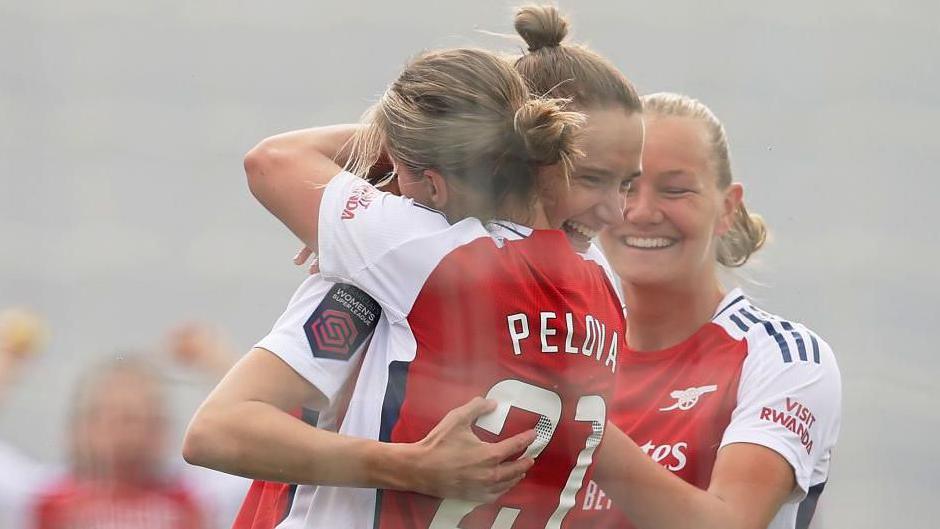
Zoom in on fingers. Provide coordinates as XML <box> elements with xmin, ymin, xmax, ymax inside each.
<box><xmin>450</xmin><ymin>396</ymin><xmax>498</xmax><ymax>426</ymax></box>
<box><xmin>490</xmin><ymin>429</ymin><xmax>536</xmax><ymax>461</ymax></box>
<box><xmin>293</xmin><ymin>246</ymin><xmax>313</xmax><ymax>265</ymax></box>
<box><xmin>492</xmin><ymin>455</ymin><xmax>534</xmax><ymax>484</ymax></box>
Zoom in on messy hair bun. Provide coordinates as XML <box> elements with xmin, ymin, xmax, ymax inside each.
<box><xmin>512</xmin><ymin>5</ymin><xmax>641</xmax><ymax>112</ymax></box>
<box><xmin>513</xmin><ymin>98</ymin><xmax>584</xmax><ymax>169</ymax></box>
<box><xmin>514</xmin><ymin>4</ymin><xmax>569</xmax><ymax>51</ymax></box>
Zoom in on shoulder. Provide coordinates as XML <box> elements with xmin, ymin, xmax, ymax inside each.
<box><xmin>323</xmin><ymin>170</ymin><xmax>448</xmax><ymax>225</ymax></box>
<box><xmin>712</xmin><ymin>291</ymin><xmax>838</xmax><ymax>373</ymax></box>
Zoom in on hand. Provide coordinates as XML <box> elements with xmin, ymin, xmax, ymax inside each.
<box><xmin>165</xmin><ymin>322</ymin><xmax>237</xmax><ymax>380</ymax></box>
<box><xmin>409</xmin><ymin>397</ymin><xmax>536</xmax><ymax>502</ymax></box>
<box><xmin>293</xmin><ymin>246</ymin><xmax>319</xmax><ymax>274</ymax></box>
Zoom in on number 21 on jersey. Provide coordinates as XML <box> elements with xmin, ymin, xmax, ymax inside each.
<box><xmin>429</xmin><ymin>379</ymin><xmax>607</xmax><ymax>529</ymax></box>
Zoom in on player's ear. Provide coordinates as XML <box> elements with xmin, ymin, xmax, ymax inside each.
<box><xmin>716</xmin><ymin>182</ymin><xmax>744</xmax><ymax>236</ymax></box>
<box><xmin>423</xmin><ymin>169</ymin><xmax>450</xmax><ymax>211</ymax></box>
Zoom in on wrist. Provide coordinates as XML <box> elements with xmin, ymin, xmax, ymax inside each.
<box><xmin>365</xmin><ymin>441</ymin><xmax>422</xmax><ymax>492</ymax></box>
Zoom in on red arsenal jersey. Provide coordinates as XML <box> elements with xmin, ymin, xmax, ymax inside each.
<box><xmin>577</xmin><ymin>290</ymin><xmax>841</xmax><ymax>529</ymax></box>
<box><xmin>244</xmin><ymin>171</ymin><xmax>625</xmax><ymax>529</ymax></box>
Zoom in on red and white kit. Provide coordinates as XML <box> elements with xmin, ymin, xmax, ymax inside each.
<box><xmin>236</xmin><ymin>171</ymin><xmax>626</xmax><ymax>529</ymax></box>
<box><xmin>578</xmin><ymin>289</ymin><xmax>841</xmax><ymax>529</ymax></box>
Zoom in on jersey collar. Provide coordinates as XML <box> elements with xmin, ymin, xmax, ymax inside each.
<box><xmin>485</xmin><ymin>220</ymin><xmax>534</xmax><ymax>241</ymax></box>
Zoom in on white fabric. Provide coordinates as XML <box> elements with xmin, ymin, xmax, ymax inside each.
<box><xmin>317</xmin><ymin>171</ymin><xmax>488</xmax><ymax>322</ymax></box>
<box><xmin>272</xmin><ymin>171</ymin><xmax>624</xmax><ymax>529</ymax></box>
<box><xmin>716</xmin><ymin>289</ymin><xmax>842</xmax><ymax>529</ymax></box>
<box><xmin>255</xmin><ymin>275</ymin><xmax>370</xmax><ymax>406</ymax></box>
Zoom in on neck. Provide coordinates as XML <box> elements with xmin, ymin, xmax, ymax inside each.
<box><xmin>623</xmin><ymin>273</ymin><xmax>726</xmax><ymax>352</ymax></box>
<box><xmin>497</xmin><ymin>196</ymin><xmax>550</xmax><ymax>229</ymax></box>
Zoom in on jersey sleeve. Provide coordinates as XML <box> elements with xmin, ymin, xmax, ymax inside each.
<box><xmin>317</xmin><ymin>171</ymin><xmax>482</xmax><ymax>321</ymax></box>
<box><xmin>719</xmin><ymin>324</ymin><xmax>842</xmax><ymax>499</ymax></box>
<box><xmin>255</xmin><ymin>274</ymin><xmax>380</xmax><ymax>406</ymax></box>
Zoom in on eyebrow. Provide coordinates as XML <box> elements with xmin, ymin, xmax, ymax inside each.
<box><xmin>579</xmin><ymin>165</ymin><xmax>642</xmax><ymax>179</ymax></box>
<box><xmin>659</xmin><ymin>169</ymin><xmax>692</xmax><ymax>179</ymax></box>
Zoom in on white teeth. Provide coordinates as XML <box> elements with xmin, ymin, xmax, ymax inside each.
<box><xmin>563</xmin><ymin>220</ymin><xmax>598</xmax><ymax>239</ymax></box>
<box><xmin>624</xmin><ymin>237</ymin><xmax>675</xmax><ymax>249</ymax></box>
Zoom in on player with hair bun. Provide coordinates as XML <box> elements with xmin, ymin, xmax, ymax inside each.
<box><xmin>185</xmin><ymin>44</ymin><xmax>640</xmax><ymax>529</ymax></box>
<box><xmin>496</xmin><ymin>8</ymin><xmax>841</xmax><ymax>527</ymax></box>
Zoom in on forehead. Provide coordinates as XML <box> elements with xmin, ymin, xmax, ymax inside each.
<box><xmin>577</xmin><ymin>108</ymin><xmax>644</xmax><ymax>174</ymax></box>
<box><xmin>642</xmin><ymin>116</ymin><xmax>712</xmax><ymax>175</ymax></box>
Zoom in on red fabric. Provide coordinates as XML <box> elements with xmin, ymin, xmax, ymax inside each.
<box><xmin>231</xmin><ymin>480</ymin><xmax>294</xmax><ymax>529</ymax></box>
<box><xmin>33</xmin><ymin>477</ymin><xmax>203</xmax><ymax>529</ymax></box>
<box><xmin>580</xmin><ymin>322</ymin><xmax>748</xmax><ymax>528</ymax></box>
<box><xmin>378</xmin><ymin>231</ymin><xmax>625</xmax><ymax>529</ymax></box>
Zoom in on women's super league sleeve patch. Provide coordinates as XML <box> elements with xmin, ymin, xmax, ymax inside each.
<box><xmin>303</xmin><ymin>283</ymin><xmax>381</xmax><ymax>361</ymax></box>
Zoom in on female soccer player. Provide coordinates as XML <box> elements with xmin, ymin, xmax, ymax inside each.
<box><xmin>184</xmin><ymin>44</ymin><xmax>642</xmax><ymax>529</ymax></box>
<box><xmin>584</xmin><ymin>93</ymin><xmax>841</xmax><ymax>529</ymax></box>
<box><xmin>490</xmin><ymin>10</ymin><xmax>840</xmax><ymax>528</ymax></box>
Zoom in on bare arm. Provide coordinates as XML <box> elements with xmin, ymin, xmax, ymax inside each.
<box><xmin>183</xmin><ymin>348</ymin><xmax>534</xmax><ymax>500</ymax></box>
<box><xmin>244</xmin><ymin>125</ymin><xmax>361</xmax><ymax>252</ymax></box>
<box><xmin>593</xmin><ymin>425</ymin><xmax>793</xmax><ymax>529</ymax></box>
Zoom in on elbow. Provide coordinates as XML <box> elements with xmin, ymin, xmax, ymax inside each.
<box><xmin>244</xmin><ymin>137</ymin><xmax>285</xmax><ymax>200</ymax></box>
<box><xmin>182</xmin><ymin>407</ymin><xmax>225</xmax><ymax>469</ymax></box>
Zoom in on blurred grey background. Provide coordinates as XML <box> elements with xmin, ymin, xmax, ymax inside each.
<box><xmin>1</xmin><ymin>0</ymin><xmax>936</xmax><ymax>526</ymax></box>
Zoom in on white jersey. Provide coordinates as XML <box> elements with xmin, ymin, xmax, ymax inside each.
<box><xmin>245</xmin><ymin>171</ymin><xmax>625</xmax><ymax>529</ymax></box>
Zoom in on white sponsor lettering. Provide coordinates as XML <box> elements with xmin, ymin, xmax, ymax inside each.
<box><xmin>639</xmin><ymin>440</ymin><xmax>688</xmax><ymax>472</ymax></box>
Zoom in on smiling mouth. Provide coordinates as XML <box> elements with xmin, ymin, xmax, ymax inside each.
<box><xmin>622</xmin><ymin>236</ymin><xmax>677</xmax><ymax>249</ymax></box>
<box><xmin>563</xmin><ymin>220</ymin><xmax>599</xmax><ymax>240</ymax></box>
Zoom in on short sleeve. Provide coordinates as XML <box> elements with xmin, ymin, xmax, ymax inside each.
<box><xmin>317</xmin><ymin>171</ymin><xmax>485</xmax><ymax>321</ymax></box>
<box><xmin>719</xmin><ymin>325</ymin><xmax>842</xmax><ymax>499</ymax></box>
<box><xmin>255</xmin><ymin>275</ymin><xmax>381</xmax><ymax>406</ymax></box>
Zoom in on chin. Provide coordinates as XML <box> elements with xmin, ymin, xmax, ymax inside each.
<box><xmin>617</xmin><ymin>266</ymin><xmax>677</xmax><ymax>289</ymax></box>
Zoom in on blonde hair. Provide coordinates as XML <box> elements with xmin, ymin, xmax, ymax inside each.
<box><xmin>348</xmin><ymin>48</ymin><xmax>584</xmax><ymax>220</ymax></box>
<box><xmin>642</xmin><ymin>92</ymin><xmax>768</xmax><ymax>267</ymax></box>
<box><xmin>512</xmin><ymin>5</ymin><xmax>642</xmax><ymax>113</ymax></box>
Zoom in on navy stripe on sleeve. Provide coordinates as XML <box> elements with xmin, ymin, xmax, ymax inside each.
<box><xmin>729</xmin><ymin>313</ymin><xmax>749</xmax><ymax>332</ymax></box>
<box><xmin>713</xmin><ymin>295</ymin><xmax>746</xmax><ymax>319</ymax></box>
<box><xmin>762</xmin><ymin>321</ymin><xmax>793</xmax><ymax>363</ymax></box>
<box><xmin>739</xmin><ymin>307</ymin><xmax>762</xmax><ymax>324</ymax></box>
<box><xmin>809</xmin><ymin>333</ymin><xmax>821</xmax><ymax>364</ymax></box>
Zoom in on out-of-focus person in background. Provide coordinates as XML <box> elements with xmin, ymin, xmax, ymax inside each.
<box><xmin>0</xmin><ymin>314</ymin><xmax>250</xmax><ymax>529</ymax></box>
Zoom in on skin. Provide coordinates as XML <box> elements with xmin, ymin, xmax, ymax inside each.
<box><xmin>592</xmin><ymin>114</ymin><xmax>795</xmax><ymax>529</ymax></box>
<box><xmin>186</xmin><ymin>105</ymin><xmax>644</xmax><ymax>500</ymax></box>
<box><xmin>544</xmin><ymin>107</ymin><xmax>644</xmax><ymax>252</ymax></box>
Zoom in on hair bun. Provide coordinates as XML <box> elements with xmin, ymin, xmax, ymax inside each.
<box><xmin>512</xmin><ymin>98</ymin><xmax>584</xmax><ymax>166</ymax></box>
<box><xmin>514</xmin><ymin>5</ymin><xmax>569</xmax><ymax>52</ymax></box>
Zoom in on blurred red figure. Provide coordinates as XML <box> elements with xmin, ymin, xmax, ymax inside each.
<box><xmin>33</xmin><ymin>358</ymin><xmax>205</xmax><ymax>529</ymax></box>
<box><xmin>0</xmin><ymin>319</ymin><xmax>248</xmax><ymax>529</ymax></box>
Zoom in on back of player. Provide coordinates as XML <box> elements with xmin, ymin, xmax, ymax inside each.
<box><xmin>374</xmin><ymin>227</ymin><xmax>624</xmax><ymax>529</ymax></box>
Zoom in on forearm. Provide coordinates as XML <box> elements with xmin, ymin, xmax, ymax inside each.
<box><xmin>183</xmin><ymin>399</ymin><xmax>413</xmax><ymax>489</ymax></box>
<box><xmin>594</xmin><ymin>426</ymin><xmax>751</xmax><ymax>529</ymax></box>
<box><xmin>244</xmin><ymin>124</ymin><xmax>363</xmax><ymax>250</ymax></box>
<box><xmin>245</xmin><ymin>125</ymin><xmax>362</xmax><ymax>174</ymax></box>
